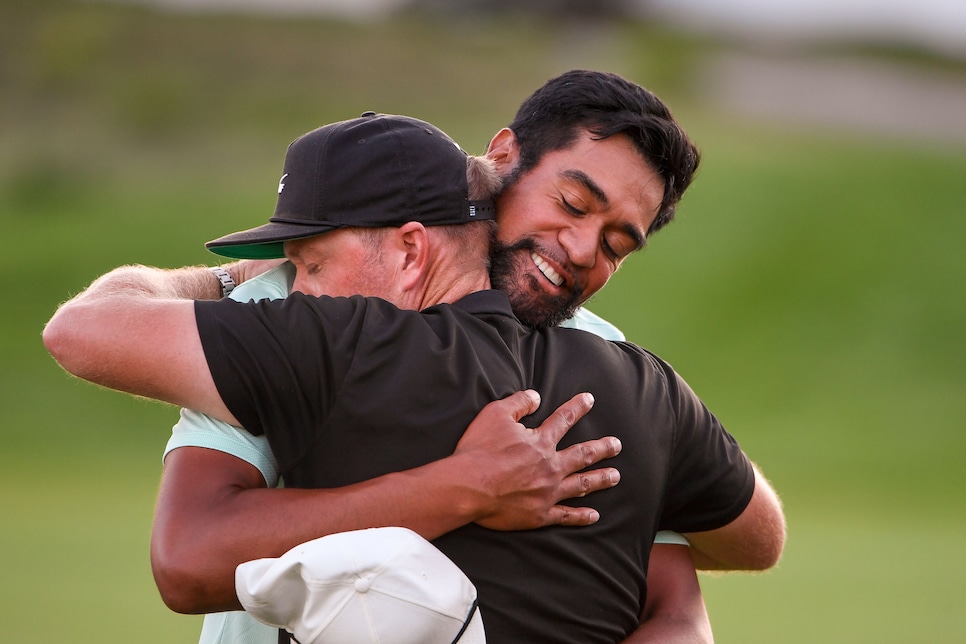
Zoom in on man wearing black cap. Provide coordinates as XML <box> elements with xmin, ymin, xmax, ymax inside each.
<box><xmin>45</xmin><ymin>111</ymin><xmax>784</xmax><ymax>643</ymax></box>
<box><xmin>157</xmin><ymin>70</ymin><xmax>721</xmax><ymax>644</ymax></box>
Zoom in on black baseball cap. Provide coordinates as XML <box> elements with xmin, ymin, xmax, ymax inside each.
<box><xmin>206</xmin><ymin>112</ymin><xmax>497</xmax><ymax>259</ymax></box>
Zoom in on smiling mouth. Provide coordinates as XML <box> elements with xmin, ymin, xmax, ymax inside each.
<box><xmin>530</xmin><ymin>251</ymin><xmax>564</xmax><ymax>287</ymax></box>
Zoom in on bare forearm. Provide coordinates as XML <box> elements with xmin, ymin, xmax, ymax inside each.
<box><xmin>68</xmin><ymin>263</ymin><xmax>227</xmax><ymax>302</ymax></box>
<box><xmin>685</xmin><ymin>466</ymin><xmax>785</xmax><ymax>571</ymax></box>
<box><xmin>57</xmin><ymin>259</ymin><xmax>283</xmax><ymax>305</ymax></box>
<box><xmin>153</xmin><ymin>392</ymin><xmax>622</xmax><ymax>613</ymax></box>
<box><xmin>624</xmin><ymin>616</ymin><xmax>713</xmax><ymax>644</ymax></box>
<box><xmin>44</xmin><ymin>264</ymin><xmax>213</xmax><ymax>383</ymax></box>
<box><xmin>44</xmin><ymin>265</ymin><xmax>232</xmax><ymax>421</ymax></box>
<box><xmin>153</xmin><ymin>452</ymin><xmax>487</xmax><ymax>613</ymax></box>
<box><xmin>621</xmin><ymin>544</ymin><xmax>712</xmax><ymax>643</ymax></box>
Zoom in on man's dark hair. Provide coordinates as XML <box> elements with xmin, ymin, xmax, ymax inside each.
<box><xmin>507</xmin><ymin>69</ymin><xmax>700</xmax><ymax>235</ymax></box>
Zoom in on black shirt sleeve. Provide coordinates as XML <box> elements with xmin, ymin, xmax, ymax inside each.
<box><xmin>193</xmin><ymin>293</ymin><xmax>367</xmax><ymax>440</ymax></box>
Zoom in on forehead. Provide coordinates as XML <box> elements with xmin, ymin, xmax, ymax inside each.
<box><xmin>284</xmin><ymin>228</ymin><xmax>364</xmax><ymax>260</ymax></box>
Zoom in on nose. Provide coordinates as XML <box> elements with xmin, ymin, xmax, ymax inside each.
<box><xmin>291</xmin><ymin>273</ymin><xmax>316</xmax><ymax>296</ymax></box>
<box><xmin>559</xmin><ymin>224</ymin><xmax>598</xmax><ymax>269</ymax></box>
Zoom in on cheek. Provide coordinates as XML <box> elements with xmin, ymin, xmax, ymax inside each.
<box><xmin>292</xmin><ymin>280</ymin><xmax>318</xmax><ymax>297</ymax></box>
<box><xmin>495</xmin><ymin>190</ymin><xmax>554</xmax><ymax>243</ymax></box>
<box><xmin>293</xmin><ymin>272</ymin><xmax>335</xmax><ymax>297</ymax></box>
<box><xmin>584</xmin><ymin>265</ymin><xmax>615</xmax><ymax>297</ymax></box>
<box><xmin>495</xmin><ymin>205</ymin><xmax>557</xmax><ymax>244</ymax></box>
<box><xmin>494</xmin><ymin>208</ymin><xmax>523</xmax><ymax>243</ymax></box>
<box><xmin>291</xmin><ymin>274</ymin><xmax>311</xmax><ymax>295</ymax></box>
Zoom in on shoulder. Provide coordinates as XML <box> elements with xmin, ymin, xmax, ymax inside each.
<box><xmin>558</xmin><ymin>306</ymin><xmax>625</xmax><ymax>341</ymax></box>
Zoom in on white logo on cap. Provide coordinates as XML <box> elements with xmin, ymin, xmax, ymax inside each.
<box><xmin>278</xmin><ymin>173</ymin><xmax>288</xmax><ymax>194</ymax></box>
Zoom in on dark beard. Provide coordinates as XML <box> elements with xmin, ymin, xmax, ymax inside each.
<box><xmin>490</xmin><ymin>237</ymin><xmax>583</xmax><ymax>329</ymax></box>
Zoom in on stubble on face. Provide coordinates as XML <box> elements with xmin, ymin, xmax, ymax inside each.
<box><xmin>490</xmin><ymin>236</ymin><xmax>584</xmax><ymax>329</ymax></box>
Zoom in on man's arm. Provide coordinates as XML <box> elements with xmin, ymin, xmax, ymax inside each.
<box><xmin>621</xmin><ymin>544</ymin><xmax>713</xmax><ymax>644</ymax></box>
<box><xmin>43</xmin><ymin>262</ymin><xmax>289</xmax><ymax>422</ymax></box>
<box><xmin>43</xmin><ymin>266</ymin><xmax>234</xmax><ymax>422</ymax></box>
<box><xmin>152</xmin><ymin>391</ymin><xmax>621</xmax><ymax>613</ymax></box>
<box><xmin>685</xmin><ymin>465</ymin><xmax>785</xmax><ymax>571</ymax></box>
<box><xmin>657</xmin><ymin>361</ymin><xmax>786</xmax><ymax>572</ymax></box>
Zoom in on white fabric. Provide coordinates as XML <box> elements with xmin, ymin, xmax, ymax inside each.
<box><xmin>236</xmin><ymin>527</ymin><xmax>485</xmax><ymax>644</ymax></box>
<box><xmin>653</xmin><ymin>530</ymin><xmax>690</xmax><ymax>546</ymax></box>
<box><xmin>558</xmin><ymin>305</ymin><xmax>626</xmax><ymax>340</ymax></box>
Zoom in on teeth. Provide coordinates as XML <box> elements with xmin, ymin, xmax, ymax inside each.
<box><xmin>530</xmin><ymin>251</ymin><xmax>564</xmax><ymax>287</ymax></box>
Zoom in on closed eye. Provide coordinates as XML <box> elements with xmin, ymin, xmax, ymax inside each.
<box><xmin>601</xmin><ymin>238</ymin><xmax>619</xmax><ymax>260</ymax></box>
<box><xmin>604</xmin><ymin>230</ymin><xmax>645</xmax><ymax>261</ymax></box>
<box><xmin>561</xmin><ymin>197</ymin><xmax>586</xmax><ymax>216</ymax></box>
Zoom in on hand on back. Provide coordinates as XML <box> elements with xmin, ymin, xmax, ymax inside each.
<box><xmin>453</xmin><ymin>390</ymin><xmax>621</xmax><ymax>530</ymax></box>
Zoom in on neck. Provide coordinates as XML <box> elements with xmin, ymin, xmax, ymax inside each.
<box><xmin>398</xmin><ymin>229</ymin><xmax>494</xmax><ymax>311</ymax></box>
<box><xmin>407</xmin><ymin>271</ymin><xmax>490</xmax><ymax>311</ymax></box>
<box><xmin>428</xmin><ymin>273</ymin><xmax>492</xmax><ymax>307</ymax></box>
<box><xmin>406</xmin><ymin>265</ymin><xmax>491</xmax><ymax>311</ymax></box>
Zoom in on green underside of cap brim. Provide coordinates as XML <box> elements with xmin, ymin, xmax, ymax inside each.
<box><xmin>207</xmin><ymin>241</ymin><xmax>287</xmax><ymax>260</ymax></box>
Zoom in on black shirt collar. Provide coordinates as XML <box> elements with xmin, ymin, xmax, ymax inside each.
<box><xmin>448</xmin><ymin>289</ymin><xmax>516</xmax><ymax>319</ymax></box>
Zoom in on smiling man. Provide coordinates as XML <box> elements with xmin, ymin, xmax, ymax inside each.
<box><xmin>485</xmin><ymin>70</ymin><xmax>696</xmax><ymax>332</ymax></box>
<box><xmin>185</xmin><ymin>70</ymin><xmax>719</xmax><ymax>643</ymax></box>
<box><xmin>45</xmin><ymin>111</ymin><xmax>783</xmax><ymax>644</ymax></box>
<box><xmin>47</xmin><ymin>72</ymin><xmax>771</xmax><ymax>644</ymax></box>
<box><xmin>489</xmin><ymin>130</ymin><xmax>661</xmax><ymax>327</ymax></box>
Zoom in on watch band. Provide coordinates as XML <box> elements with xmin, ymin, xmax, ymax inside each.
<box><xmin>210</xmin><ymin>266</ymin><xmax>236</xmax><ymax>298</ymax></box>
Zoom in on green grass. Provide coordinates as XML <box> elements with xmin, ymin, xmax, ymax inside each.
<box><xmin>702</xmin><ymin>511</ymin><xmax>966</xmax><ymax>643</ymax></box>
<box><xmin>3</xmin><ymin>2</ymin><xmax>965</xmax><ymax>642</ymax></box>
<box><xmin>1</xmin><ymin>454</ymin><xmax>203</xmax><ymax>640</ymax></box>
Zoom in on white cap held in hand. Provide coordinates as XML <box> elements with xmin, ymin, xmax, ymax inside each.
<box><xmin>236</xmin><ymin>527</ymin><xmax>485</xmax><ymax>644</ymax></box>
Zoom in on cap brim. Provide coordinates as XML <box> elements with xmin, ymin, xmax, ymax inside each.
<box><xmin>206</xmin><ymin>221</ymin><xmax>339</xmax><ymax>259</ymax></box>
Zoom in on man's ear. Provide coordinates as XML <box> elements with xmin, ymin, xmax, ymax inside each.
<box><xmin>393</xmin><ymin>221</ymin><xmax>430</xmax><ymax>291</ymax></box>
<box><xmin>485</xmin><ymin>128</ymin><xmax>520</xmax><ymax>176</ymax></box>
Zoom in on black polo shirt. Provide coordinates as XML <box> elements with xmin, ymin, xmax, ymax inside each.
<box><xmin>195</xmin><ymin>290</ymin><xmax>754</xmax><ymax>644</ymax></box>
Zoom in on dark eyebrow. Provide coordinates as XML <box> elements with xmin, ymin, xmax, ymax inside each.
<box><xmin>560</xmin><ymin>169</ymin><xmax>609</xmax><ymax>206</ymax></box>
<box><xmin>560</xmin><ymin>169</ymin><xmax>647</xmax><ymax>251</ymax></box>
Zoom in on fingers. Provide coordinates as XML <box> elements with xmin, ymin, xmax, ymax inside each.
<box><xmin>546</xmin><ymin>505</ymin><xmax>600</xmax><ymax>527</ymax></box>
<box><xmin>488</xmin><ymin>389</ymin><xmax>541</xmax><ymax>423</ymax></box>
<box><xmin>556</xmin><ymin>465</ymin><xmax>620</xmax><ymax>502</ymax></box>
<box><xmin>535</xmin><ymin>392</ymin><xmax>595</xmax><ymax>445</ymax></box>
<box><xmin>557</xmin><ymin>434</ymin><xmax>622</xmax><ymax>473</ymax></box>
<box><xmin>542</xmin><ymin>466</ymin><xmax>620</xmax><ymax>527</ymax></box>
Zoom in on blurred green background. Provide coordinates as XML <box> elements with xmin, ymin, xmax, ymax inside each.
<box><xmin>3</xmin><ymin>1</ymin><xmax>964</xmax><ymax>642</ymax></box>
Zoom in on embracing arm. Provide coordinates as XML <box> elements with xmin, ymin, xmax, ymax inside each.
<box><xmin>685</xmin><ymin>465</ymin><xmax>785</xmax><ymax>571</ymax></box>
<box><xmin>618</xmin><ymin>466</ymin><xmax>783</xmax><ymax>642</ymax></box>
<box><xmin>41</xmin><ymin>263</ymin><xmax>285</xmax><ymax>423</ymax></box>
<box><xmin>154</xmin><ymin>447</ymin><xmax>508</xmax><ymax>613</ymax></box>
<box><xmin>152</xmin><ymin>391</ymin><xmax>622</xmax><ymax>613</ymax></box>
<box><xmin>661</xmin><ymin>363</ymin><xmax>785</xmax><ymax>573</ymax></box>
<box><xmin>622</xmin><ymin>544</ymin><xmax>713</xmax><ymax>643</ymax></box>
